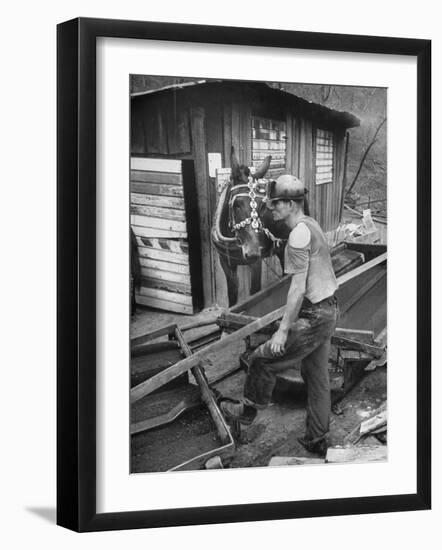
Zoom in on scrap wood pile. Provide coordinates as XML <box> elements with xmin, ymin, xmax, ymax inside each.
<box><xmin>268</xmin><ymin>401</ymin><xmax>388</xmax><ymax>467</ymax></box>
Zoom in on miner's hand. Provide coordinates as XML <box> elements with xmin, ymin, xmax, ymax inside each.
<box><xmin>270</xmin><ymin>328</ymin><xmax>288</xmax><ymax>356</ymax></box>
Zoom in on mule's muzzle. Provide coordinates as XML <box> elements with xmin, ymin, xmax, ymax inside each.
<box><xmin>243</xmin><ymin>250</ymin><xmax>260</xmax><ymax>261</ymax></box>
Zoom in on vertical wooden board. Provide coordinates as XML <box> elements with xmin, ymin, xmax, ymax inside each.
<box><xmin>336</xmin><ymin>130</ymin><xmax>346</xmax><ymax>227</ymax></box>
<box><xmin>285</xmin><ymin>113</ymin><xmax>293</xmax><ymax>174</ymax></box>
<box><xmin>143</xmin><ymin>103</ymin><xmax>161</xmax><ymax>155</ymax></box>
<box><xmin>190</xmin><ymin>106</ymin><xmax>214</xmax><ymax>307</ymax></box>
<box><xmin>237</xmin><ymin>265</ymin><xmax>251</xmax><ymax>303</ymax></box>
<box><xmin>166</xmin><ymin>103</ymin><xmax>179</xmax><ymax>154</ymax></box>
<box><xmin>241</xmin><ymin>103</ymin><xmax>252</xmax><ymax>166</ymax></box>
<box><xmin>339</xmin><ymin>131</ymin><xmax>350</xmax><ymax>222</ymax></box>
<box><xmin>177</xmin><ymin>108</ymin><xmax>191</xmax><ymax>154</ymax></box>
<box><xmin>223</xmin><ymin>103</ymin><xmax>232</xmax><ymax>167</ymax></box>
<box><xmin>181</xmin><ymin>159</ymin><xmax>204</xmax><ymax>312</ymax></box>
<box><xmin>131</xmin><ymin>101</ymin><xmax>146</xmax><ymax>154</ymax></box>
<box><xmin>325</xmin><ymin>181</ymin><xmax>332</xmax><ymax>231</ymax></box>
<box><xmin>231</xmin><ymin>103</ymin><xmax>241</xmax><ymax>163</ymax></box>
<box><xmin>213</xmin><ymin>253</ymin><xmax>229</xmax><ymax>308</ymax></box>
<box><xmin>298</xmin><ymin>118</ymin><xmax>307</xmax><ymax>184</ymax></box>
<box><xmin>295</xmin><ymin>118</ymin><xmax>302</xmax><ymax>177</ymax></box>
<box><xmin>303</xmin><ymin>119</ymin><xmax>315</xmax><ymax>219</ymax></box>
<box><xmin>204</xmin><ymin>103</ymin><xmax>225</xmax><ymax>307</ymax></box>
<box><xmin>261</xmin><ymin>255</ymin><xmax>283</xmax><ymax>289</ymax></box>
<box><xmin>205</xmin><ymin>102</ymin><xmax>224</xmax><ymax>153</ymax></box>
<box><xmin>157</xmin><ymin>107</ymin><xmax>168</xmax><ymax>155</ymax></box>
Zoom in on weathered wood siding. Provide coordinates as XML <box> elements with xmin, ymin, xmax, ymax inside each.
<box><xmin>286</xmin><ymin>118</ymin><xmax>346</xmax><ymax>232</ymax></box>
<box><xmin>131</xmin><ymin>84</ymin><xmax>354</xmax><ymax>309</ymax></box>
<box><xmin>131</xmin><ymin>157</ymin><xmax>203</xmax><ymax>314</ymax></box>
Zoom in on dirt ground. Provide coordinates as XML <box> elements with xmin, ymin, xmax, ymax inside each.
<box><xmin>131</xmin><ymin>305</ymin><xmax>387</xmax><ymax>473</ymax></box>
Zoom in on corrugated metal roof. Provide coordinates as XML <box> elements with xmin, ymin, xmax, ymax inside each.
<box><xmin>131</xmin><ymin>79</ymin><xmax>360</xmax><ymax>128</ymax></box>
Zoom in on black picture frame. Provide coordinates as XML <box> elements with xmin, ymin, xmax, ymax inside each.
<box><xmin>57</xmin><ymin>17</ymin><xmax>431</xmax><ymax>532</ymax></box>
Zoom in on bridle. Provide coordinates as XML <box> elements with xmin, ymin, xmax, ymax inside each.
<box><xmin>229</xmin><ymin>176</ymin><xmax>267</xmax><ymax>233</ymax></box>
<box><xmin>228</xmin><ymin>175</ymin><xmax>283</xmax><ymax>246</ymax></box>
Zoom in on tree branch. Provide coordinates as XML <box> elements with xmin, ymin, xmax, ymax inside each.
<box><xmin>345</xmin><ymin>117</ymin><xmax>387</xmax><ymax>197</ymax></box>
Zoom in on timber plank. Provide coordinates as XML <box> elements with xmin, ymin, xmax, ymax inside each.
<box><xmin>131</xmin><ymin>387</ymin><xmax>201</xmax><ymax>435</ymax></box>
<box><xmin>140</xmin><ymin>266</ymin><xmax>190</xmax><ymax>284</ymax></box>
<box><xmin>130</xmin><ymin>181</ymin><xmax>184</xmax><ymax>197</ymax></box>
<box><xmin>137</xmin><ymin>286</ymin><xmax>193</xmax><ymax>306</ymax></box>
<box><xmin>131</xmin><ymin>157</ymin><xmax>182</xmax><ymax>173</ymax></box>
<box><xmin>130</xmin><ymin>323</ymin><xmax>177</xmax><ymax>348</ymax></box>
<box><xmin>131</xmin><ymin>192</ymin><xmax>185</xmax><ymax>210</ymax></box>
<box><xmin>132</xmin><ymin>225</ymin><xmax>187</xmax><ymax>239</ymax></box>
<box><xmin>135</xmin><ymin>294</ymin><xmax>193</xmax><ymax>314</ymax></box>
<box><xmin>190</xmin><ymin>106</ymin><xmax>213</xmax><ymax>306</ymax></box>
<box><xmin>136</xmin><ymin>236</ymin><xmax>188</xmax><ymax>253</ymax></box>
<box><xmin>334</xmin><ymin>328</ymin><xmax>375</xmax><ymax>344</ymax></box>
<box><xmin>338</xmin><ymin>253</ymin><xmax>387</xmax><ymax>285</ymax></box>
<box><xmin>130</xmin><ymin>215</ymin><xmax>187</xmax><ymax>233</ymax></box>
<box><xmin>130</xmin><ymin>170</ymin><xmax>183</xmax><ymax>185</ymax></box>
<box><xmin>131</xmin><ymin>204</ymin><xmax>186</xmax><ymax>221</ymax></box>
<box><xmin>326</xmin><ymin>446</ymin><xmax>387</xmax><ymax>464</ymax></box>
<box><xmin>339</xmin><ymin>267</ymin><xmax>385</xmax><ymax>314</ymax></box>
<box><xmin>137</xmin><ymin>245</ymin><xmax>188</xmax><ymax>265</ymax></box>
<box><xmin>140</xmin><ymin>276</ymin><xmax>191</xmax><ymax>295</ymax></box>
<box><xmin>139</xmin><ymin>257</ymin><xmax>190</xmax><ymax>275</ymax></box>
<box><xmin>330</xmin><ymin>335</ymin><xmax>385</xmax><ymax>358</ymax></box>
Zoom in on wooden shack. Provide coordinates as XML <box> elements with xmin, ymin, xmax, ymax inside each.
<box><xmin>131</xmin><ymin>80</ymin><xmax>360</xmax><ymax>310</ymax></box>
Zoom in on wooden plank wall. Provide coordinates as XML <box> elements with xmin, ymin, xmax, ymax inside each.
<box><xmin>131</xmin><ymin>157</ymin><xmax>201</xmax><ymax>314</ymax></box>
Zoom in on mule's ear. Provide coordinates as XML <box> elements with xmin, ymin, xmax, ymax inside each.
<box><xmin>254</xmin><ymin>155</ymin><xmax>272</xmax><ymax>179</ymax></box>
<box><xmin>231</xmin><ymin>146</ymin><xmax>240</xmax><ymax>175</ymax></box>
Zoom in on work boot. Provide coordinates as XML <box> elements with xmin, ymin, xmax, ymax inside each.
<box><xmin>220</xmin><ymin>399</ymin><xmax>257</xmax><ymax>426</ymax></box>
<box><xmin>297</xmin><ymin>436</ymin><xmax>328</xmax><ymax>457</ymax></box>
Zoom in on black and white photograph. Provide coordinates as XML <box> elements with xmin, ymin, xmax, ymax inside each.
<box><xmin>129</xmin><ymin>76</ymin><xmax>388</xmax><ymax>473</ymax></box>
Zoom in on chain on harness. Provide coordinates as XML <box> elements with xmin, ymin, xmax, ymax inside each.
<box><xmin>230</xmin><ymin>177</ymin><xmax>267</xmax><ymax>232</ymax></box>
<box><xmin>229</xmin><ymin>176</ymin><xmax>284</xmax><ymax>251</ymax></box>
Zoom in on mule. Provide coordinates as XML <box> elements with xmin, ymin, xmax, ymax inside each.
<box><xmin>212</xmin><ymin>148</ymin><xmax>289</xmax><ymax>306</ymax></box>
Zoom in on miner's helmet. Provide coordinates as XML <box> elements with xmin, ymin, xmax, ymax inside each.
<box><xmin>264</xmin><ymin>174</ymin><xmax>308</xmax><ymax>206</ymax></box>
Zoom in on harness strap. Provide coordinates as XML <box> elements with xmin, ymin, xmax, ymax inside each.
<box><xmin>230</xmin><ymin>177</ymin><xmax>267</xmax><ymax>232</ymax></box>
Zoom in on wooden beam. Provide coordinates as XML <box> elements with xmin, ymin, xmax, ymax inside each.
<box><xmin>131</xmin><ymin>323</ymin><xmax>176</xmax><ymax>347</ymax></box>
<box><xmin>130</xmin><ymin>170</ymin><xmax>183</xmax><ymax>185</ymax></box>
<box><xmin>130</xmin><ymin>181</ymin><xmax>184</xmax><ymax>197</ymax></box>
<box><xmin>130</xmin><ymin>157</ymin><xmax>182</xmax><ymax>173</ymax></box>
<box><xmin>131</xmin><ymin>391</ymin><xmax>201</xmax><ymax>435</ymax></box>
<box><xmin>190</xmin><ymin>106</ymin><xmax>213</xmax><ymax>307</ymax></box>
<box><xmin>331</xmin><ymin>335</ymin><xmax>385</xmax><ymax>358</ymax></box>
<box><xmin>130</xmin><ymin>305</ymin><xmax>286</xmax><ymax>402</ymax></box>
<box><xmin>326</xmin><ymin>446</ymin><xmax>387</xmax><ymax>464</ymax></box>
<box><xmin>174</xmin><ymin>328</ymin><xmax>231</xmax><ymax>445</ymax></box>
<box><xmin>337</xmin><ymin>252</ymin><xmax>387</xmax><ymax>286</ymax></box>
<box><xmin>339</xmin><ymin>267</ymin><xmax>386</xmax><ymax>315</ymax></box>
<box><xmin>334</xmin><ymin>328</ymin><xmax>375</xmax><ymax>344</ymax></box>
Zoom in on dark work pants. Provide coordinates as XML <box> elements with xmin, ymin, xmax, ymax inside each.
<box><xmin>244</xmin><ymin>296</ymin><xmax>339</xmax><ymax>442</ymax></box>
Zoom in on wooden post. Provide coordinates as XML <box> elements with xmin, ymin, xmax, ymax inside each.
<box><xmin>174</xmin><ymin>328</ymin><xmax>231</xmax><ymax>445</ymax></box>
<box><xmin>190</xmin><ymin>106</ymin><xmax>214</xmax><ymax>307</ymax></box>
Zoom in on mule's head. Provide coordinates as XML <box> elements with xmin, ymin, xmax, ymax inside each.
<box><xmin>229</xmin><ymin>147</ymin><xmax>272</xmax><ymax>261</ymax></box>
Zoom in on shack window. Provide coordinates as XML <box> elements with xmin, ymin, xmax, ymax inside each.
<box><xmin>315</xmin><ymin>128</ymin><xmax>334</xmax><ymax>185</ymax></box>
<box><xmin>251</xmin><ymin>117</ymin><xmax>286</xmax><ymax>179</ymax></box>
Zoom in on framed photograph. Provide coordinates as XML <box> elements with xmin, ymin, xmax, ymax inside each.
<box><xmin>57</xmin><ymin>18</ymin><xmax>431</xmax><ymax>532</ymax></box>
